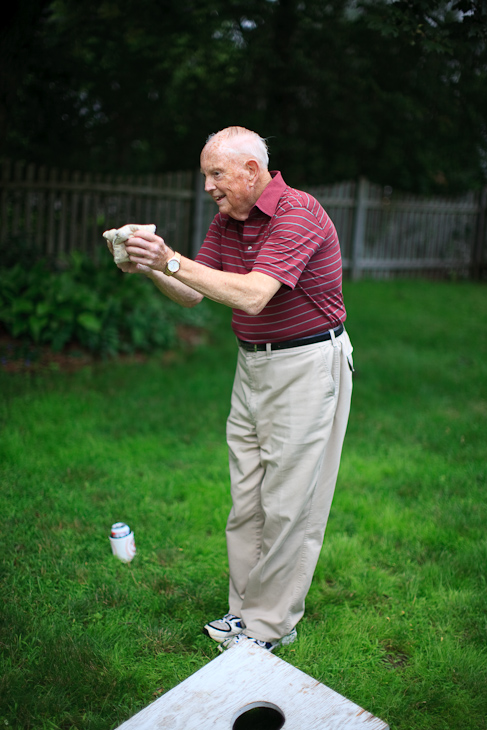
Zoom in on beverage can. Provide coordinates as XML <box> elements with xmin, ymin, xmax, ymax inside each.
<box><xmin>111</xmin><ymin>522</ymin><xmax>131</xmax><ymax>538</ymax></box>
<box><xmin>109</xmin><ymin>522</ymin><xmax>136</xmax><ymax>562</ymax></box>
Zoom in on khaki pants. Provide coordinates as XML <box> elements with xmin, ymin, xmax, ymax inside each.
<box><xmin>226</xmin><ymin>330</ymin><xmax>353</xmax><ymax>642</ymax></box>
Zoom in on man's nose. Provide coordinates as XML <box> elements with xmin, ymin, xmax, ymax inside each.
<box><xmin>204</xmin><ymin>177</ymin><xmax>216</xmax><ymax>192</ymax></box>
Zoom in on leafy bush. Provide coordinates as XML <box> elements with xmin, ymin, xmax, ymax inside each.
<box><xmin>0</xmin><ymin>251</ymin><xmax>213</xmax><ymax>357</ymax></box>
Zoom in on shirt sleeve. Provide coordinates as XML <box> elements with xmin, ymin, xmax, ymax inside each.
<box><xmin>251</xmin><ymin>202</ymin><xmax>334</xmax><ymax>290</ymax></box>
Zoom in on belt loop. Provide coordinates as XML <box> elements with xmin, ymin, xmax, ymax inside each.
<box><xmin>266</xmin><ymin>342</ymin><xmax>272</xmax><ymax>358</ymax></box>
<box><xmin>329</xmin><ymin>328</ymin><xmax>338</xmax><ymax>348</ymax></box>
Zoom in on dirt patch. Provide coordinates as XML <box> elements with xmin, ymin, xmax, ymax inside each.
<box><xmin>383</xmin><ymin>652</ymin><xmax>409</xmax><ymax>669</ymax></box>
<box><xmin>0</xmin><ymin>324</ymin><xmax>206</xmax><ymax>374</ymax></box>
<box><xmin>0</xmin><ymin>335</ymin><xmax>96</xmax><ymax>374</ymax></box>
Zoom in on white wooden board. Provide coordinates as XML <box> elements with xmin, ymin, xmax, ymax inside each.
<box><xmin>115</xmin><ymin>640</ymin><xmax>389</xmax><ymax>730</ymax></box>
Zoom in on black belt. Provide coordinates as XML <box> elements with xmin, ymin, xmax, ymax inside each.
<box><xmin>238</xmin><ymin>324</ymin><xmax>344</xmax><ymax>352</ymax></box>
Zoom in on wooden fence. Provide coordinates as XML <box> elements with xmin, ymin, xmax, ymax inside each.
<box><xmin>308</xmin><ymin>178</ymin><xmax>486</xmax><ymax>280</ymax></box>
<box><xmin>1</xmin><ymin>160</ymin><xmax>486</xmax><ymax>279</ymax></box>
<box><xmin>0</xmin><ymin>161</ymin><xmax>209</xmax><ymax>261</ymax></box>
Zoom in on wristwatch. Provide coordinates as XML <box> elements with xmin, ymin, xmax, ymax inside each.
<box><xmin>164</xmin><ymin>251</ymin><xmax>181</xmax><ymax>276</ymax></box>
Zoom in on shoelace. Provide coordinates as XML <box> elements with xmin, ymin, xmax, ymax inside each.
<box><xmin>222</xmin><ymin>613</ymin><xmax>236</xmax><ymax>622</ymax></box>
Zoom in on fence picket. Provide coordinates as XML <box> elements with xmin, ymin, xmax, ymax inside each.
<box><xmin>0</xmin><ymin>161</ymin><xmax>11</xmax><ymax>242</ymax></box>
<box><xmin>350</xmin><ymin>177</ymin><xmax>368</xmax><ymax>280</ymax></box>
<box><xmin>472</xmin><ymin>187</ymin><xmax>487</xmax><ymax>279</ymax></box>
<box><xmin>24</xmin><ymin>163</ymin><xmax>36</xmax><ymax>235</ymax></box>
<box><xmin>80</xmin><ymin>172</ymin><xmax>91</xmax><ymax>253</ymax></box>
<box><xmin>12</xmin><ymin>161</ymin><xmax>24</xmax><ymax>237</ymax></box>
<box><xmin>36</xmin><ymin>166</ymin><xmax>47</xmax><ymax>247</ymax></box>
<box><xmin>46</xmin><ymin>167</ymin><xmax>57</xmax><ymax>256</ymax></box>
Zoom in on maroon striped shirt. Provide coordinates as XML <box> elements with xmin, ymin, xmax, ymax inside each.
<box><xmin>195</xmin><ymin>171</ymin><xmax>346</xmax><ymax>343</ymax></box>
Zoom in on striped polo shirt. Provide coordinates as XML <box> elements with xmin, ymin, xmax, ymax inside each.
<box><xmin>195</xmin><ymin>171</ymin><xmax>346</xmax><ymax>343</ymax></box>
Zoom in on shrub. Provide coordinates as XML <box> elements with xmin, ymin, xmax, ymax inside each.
<box><xmin>0</xmin><ymin>251</ymin><xmax>213</xmax><ymax>357</ymax></box>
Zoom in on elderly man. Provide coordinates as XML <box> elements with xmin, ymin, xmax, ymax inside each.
<box><xmin>109</xmin><ymin>126</ymin><xmax>354</xmax><ymax>652</ymax></box>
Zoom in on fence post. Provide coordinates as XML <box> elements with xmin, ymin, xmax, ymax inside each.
<box><xmin>191</xmin><ymin>169</ymin><xmax>206</xmax><ymax>258</ymax></box>
<box><xmin>350</xmin><ymin>176</ymin><xmax>368</xmax><ymax>281</ymax></box>
<box><xmin>471</xmin><ymin>185</ymin><xmax>487</xmax><ymax>280</ymax></box>
<box><xmin>0</xmin><ymin>160</ymin><xmax>11</xmax><ymax>243</ymax></box>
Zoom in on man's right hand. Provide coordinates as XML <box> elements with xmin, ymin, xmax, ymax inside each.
<box><xmin>104</xmin><ymin>224</ymin><xmax>157</xmax><ymax>275</ymax></box>
<box><xmin>105</xmin><ymin>237</ymin><xmax>151</xmax><ymax>276</ymax></box>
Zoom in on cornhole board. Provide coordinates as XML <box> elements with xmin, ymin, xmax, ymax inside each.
<box><xmin>115</xmin><ymin>639</ymin><xmax>389</xmax><ymax>730</ymax></box>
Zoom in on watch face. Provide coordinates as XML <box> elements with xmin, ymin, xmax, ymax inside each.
<box><xmin>168</xmin><ymin>258</ymin><xmax>180</xmax><ymax>273</ymax></box>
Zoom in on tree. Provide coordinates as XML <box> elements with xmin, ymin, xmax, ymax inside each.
<box><xmin>1</xmin><ymin>0</ymin><xmax>485</xmax><ymax>192</ymax></box>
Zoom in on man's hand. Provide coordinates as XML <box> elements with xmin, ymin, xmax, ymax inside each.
<box><xmin>117</xmin><ymin>259</ymin><xmax>152</xmax><ymax>275</ymax></box>
<box><xmin>124</xmin><ymin>229</ymin><xmax>173</xmax><ymax>272</ymax></box>
<box><xmin>104</xmin><ymin>225</ymin><xmax>165</xmax><ymax>275</ymax></box>
<box><xmin>104</xmin><ymin>237</ymin><xmax>149</xmax><ymax>275</ymax></box>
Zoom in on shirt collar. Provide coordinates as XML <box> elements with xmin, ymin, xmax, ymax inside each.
<box><xmin>253</xmin><ymin>171</ymin><xmax>287</xmax><ymax>217</ymax></box>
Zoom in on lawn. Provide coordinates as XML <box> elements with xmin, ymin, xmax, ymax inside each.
<box><xmin>1</xmin><ymin>279</ymin><xmax>486</xmax><ymax>730</ymax></box>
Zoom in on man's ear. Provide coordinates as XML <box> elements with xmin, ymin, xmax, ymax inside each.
<box><xmin>246</xmin><ymin>159</ymin><xmax>260</xmax><ymax>184</ymax></box>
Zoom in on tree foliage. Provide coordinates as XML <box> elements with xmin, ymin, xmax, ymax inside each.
<box><xmin>1</xmin><ymin>0</ymin><xmax>486</xmax><ymax>192</ymax></box>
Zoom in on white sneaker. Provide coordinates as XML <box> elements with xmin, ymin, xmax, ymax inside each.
<box><xmin>203</xmin><ymin>613</ymin><xmax>246</xmax><ymax>642</ymax></box>
<box><xmin>219</xmin><ymin>627</ymin><xmax>298</xmax><ymax>653</ymax></box>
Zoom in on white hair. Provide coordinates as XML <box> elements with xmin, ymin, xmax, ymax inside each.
<box><xmin>205</xmin><ymin>126</ymin><xmax>269</xmax><ymax>169</ymax></box>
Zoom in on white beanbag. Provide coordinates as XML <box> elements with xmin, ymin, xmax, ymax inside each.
<box><xmin>103</xmin><ymin>223</ymin><xmax>156</xmax><ymax>264</ymax></box>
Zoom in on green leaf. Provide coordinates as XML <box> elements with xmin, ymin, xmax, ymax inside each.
<box><xmin>36</xmin><ymin>302</ymin><xmax>52</xmax><ymax>317</ymax></box>
<box><xmin>77</xmin><ymin>312</ymin><xmax>102</xmax><ymax>333</ymax></box>
<box><xmin>57</xmin><ymin>306</ymin><xmax>76</xmax><ymax>323</ymax></box>
<box><xmin>29</xmin><ymin>315</ymin><xmax>48</xmax><ymax>342</ymax></box>
<box><xmin>12</xmin><ymin>299</ymin><xmax>34</xmax><ymax>314</ymax></box>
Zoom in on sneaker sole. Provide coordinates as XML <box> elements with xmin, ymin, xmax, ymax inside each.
<box><xmin>202</xmin><ymin>626</ymin><xmax>244</xmax><ymax>643</ymax></box>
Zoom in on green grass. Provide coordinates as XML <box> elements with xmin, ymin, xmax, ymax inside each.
<box><xmin>1</xmin><ymin>280</ymin><xmax>486</xmax><ymax>730</ymax></box>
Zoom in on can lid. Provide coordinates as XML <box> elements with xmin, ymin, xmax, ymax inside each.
<box><xmin>111</xmin><ymin>522</ymin><xmax>130</xmax><ymax>538</ymax></box>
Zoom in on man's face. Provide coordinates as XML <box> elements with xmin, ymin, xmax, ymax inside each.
<box><xmin>200</xmin><ymin>142</ymin><xmax>255</xmax><ymax>221</ymax></box>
